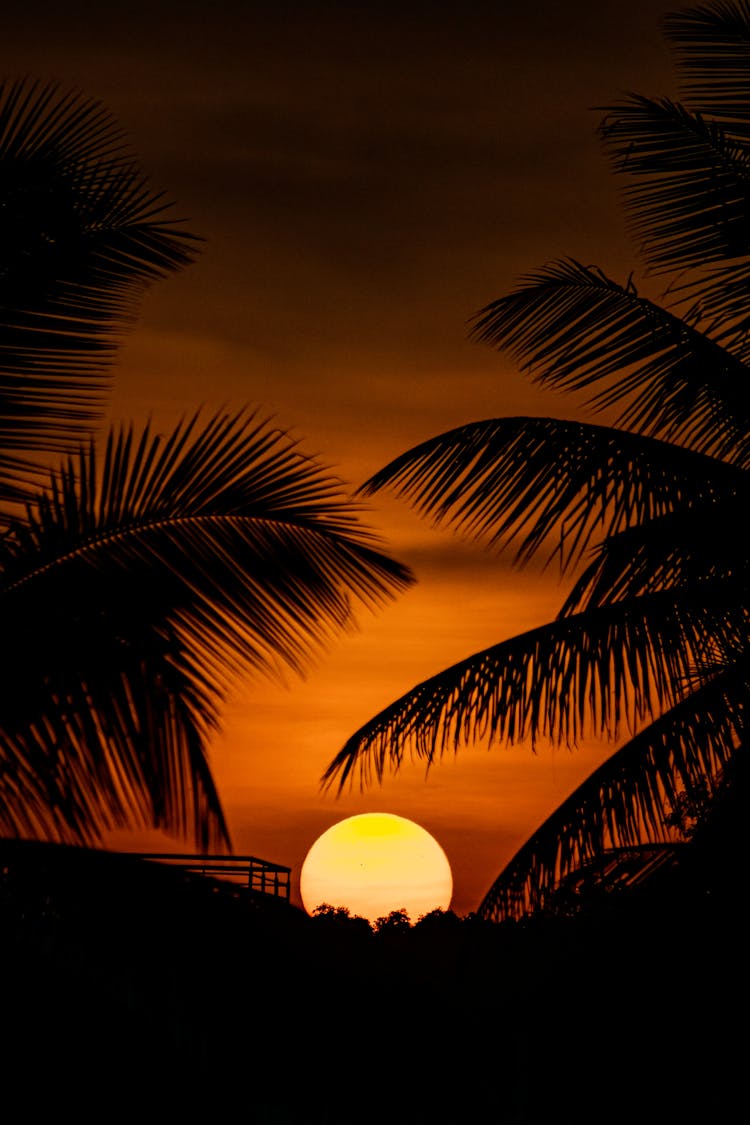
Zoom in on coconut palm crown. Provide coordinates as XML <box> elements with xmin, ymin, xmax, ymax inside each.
<box><xmin>322</xmin><ymin>0</ymin><xmax>750</xmax><ymax>919</ymax></box>
<box><xmin>0</xmin><ymin>79</ymin><xmax>413</xmax><ymax>850</ymax></box>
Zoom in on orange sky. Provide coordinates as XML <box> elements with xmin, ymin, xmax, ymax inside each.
<box><xmin>5</xmin><ymin>0</ymin><xmax>678</xmax><ymax>914</ymax></box>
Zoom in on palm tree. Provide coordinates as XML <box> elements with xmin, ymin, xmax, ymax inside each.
<box><xmin>322</xmin><ymin>0</ymin><xmax>750</xmax><ymax>920</ymax></box>
<box><xmin>0</xmin><ymin>77</ymin><xmax>198</xmax><ymax>515</ymax></box>
<box><xmin>0</xmin><ymin>79</ymin><xmax>413</xmax><ymax>849</ymax></box>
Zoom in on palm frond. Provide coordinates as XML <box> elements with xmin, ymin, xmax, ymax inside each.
<box><xmin>322</xmin><ymin>592</ymin><xmax>743</xmax><ymax>793</ymax></box>
<box><xmin>0</xmin><ymin>77</ymin><xmax>199</xmax><ymax>509</ymax></box>
<box><xmin>668</xmin><ymin>254</ymin><xmax>750</xmax><ymax>357</ymax></box>
<box><xmin>664</xmin><ymin>0</ymin><xmax>750</xmax><ymax>133</ymax></box>
<box><xmin>0</xmin><ymin>408</ymin><xmax>414</xmax><ymax>846</ymax></box>
<box><xmin>0</xmin><ymin>624</ymin><xmax>227</xmax><ymax>849</ymax></box>
<box><xmin>333</xmin><ymin>1</ymin><xmax>750</xmax><ymax>925</ymax></box>
<box><xmin>596</xmin><ymin>91</ymin><xmax>750</xmax><ymax>349</ymax></box>
<box><xmin>477</xmin><ymin>664</ymin><xmax>750</xmax><ymax>921</ymax></box>
<box><xmin>598</xmin><ymin>94</ymin><xmax>750</xmax><ymax>273</ymax></box>
<box><xmin>359</xmin><ymin>416</ymin><xmax>742</xmax><ymax>572</ymax></box>
<box><xmin>4</xmin><ymin>408</ymin><xmax>414</xmax><ymax>676</ymax></box>
<box><xmin>471</xmin><ymin>259</ymin><xmax>750</xmax><ymax>463</ymax></box>
<box><xmin>560</xmin><ymin>484</ymin><xmax>749</xmax><ymax>612</ymax></box>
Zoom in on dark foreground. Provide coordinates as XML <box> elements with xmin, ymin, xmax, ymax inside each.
<box><xmin>1</xmin><ymin>836</ymin><xmax>745</xmax><ymax>1124</ymax></box>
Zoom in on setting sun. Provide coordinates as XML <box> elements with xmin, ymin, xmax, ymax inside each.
<box><xmin>299</xmin><ymin>812</ymin><xmax>453</xmax><ymax>922</ymax></box>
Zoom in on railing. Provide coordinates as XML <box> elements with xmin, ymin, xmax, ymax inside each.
<box><xmin>137</xmin><ymin>853</ymin><xmax>291</xmax><ymax>902</ymax></box>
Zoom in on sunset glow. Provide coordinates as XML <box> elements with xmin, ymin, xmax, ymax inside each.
<box><xmin>12</xmin><ymin>0</ymin><xmax>675</xmax><ymax>917</ymax></box>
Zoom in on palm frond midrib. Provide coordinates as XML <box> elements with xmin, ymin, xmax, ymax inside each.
<box><xmin>0</xmin><ymin>507</ymin><xmax>394</xmax><ymax>593</ymax></box>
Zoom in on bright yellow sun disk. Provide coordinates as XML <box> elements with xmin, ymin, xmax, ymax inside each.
<box><xmin>299</xmin><ymin>812</ymin><xmax>453</xmax><ymax>922</ymax></box>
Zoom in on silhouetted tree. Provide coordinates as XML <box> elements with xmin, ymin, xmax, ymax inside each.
<box><xmin>323</xmin><ymin>1</ymin><xmax>750</xmax><ymax>919</ymax></box>
<box><xmin>372</xmin><ymin>907</ymin><xmax>411</xmax><ymax>933</ymax></box>
<box><xmin>0</xmin><ymin>79</ymin><xmax>413</xmax><ymax>847</ymax></box>
<box><xmin>311</xmin><ymin>903</ymin><xmax>373</xmax><ymax>931</ymax></box>
<box><xmin>311</xmin><ymin>903</ymin><xmax>353</xmax><ymax>920</ymax></box>
<box><xmin>414</xmin><ymin>906</ymin><xmax>462</xmax><ymax>931</ymax></box>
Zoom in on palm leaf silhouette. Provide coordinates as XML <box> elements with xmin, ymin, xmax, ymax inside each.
<box><xmin>0</xmin><ymin>81</ymin><xmax>413</xmax><ymax>848</ymax></box>
<box><xmin>0</xmin><ymin>408</ymin><xmax>414</xmax><ymax>846</ymax></box>
<box><xmin>324</xmin><ymin>0</ymin><xmax>750</xmax><ymax>920</ymax></box>
<box><xmin>477</xmin><ymin>665</ymin><xmax>749</xmax><ymax>920</ymax></box>
<box><xmin>357</xmin><ymin>416</ymin><xmax>744</xmax><ymax>569</ymax></box>
<box><xmin>0</xmin><ymin>77</ymin><xmax>198</xmax><ymax>511</ymax></box>
<box><xmin>323</xmin><ymin>593</ymin><xmax>743</xmax><ymax>790</ymax></box>
<box><xmin>598</xmin><ymin>95</ymin><xmax>750</xmax><ymax>274</ymax></box>
<box><xmin>471</xmin><ymin>260</ymin><xmax>750</xmax><ymax>462</ymax></box>
<box><xmin>665</xmin><ymin>0</ymin><xmax>750</xmax><ymax>132</ymax></box>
